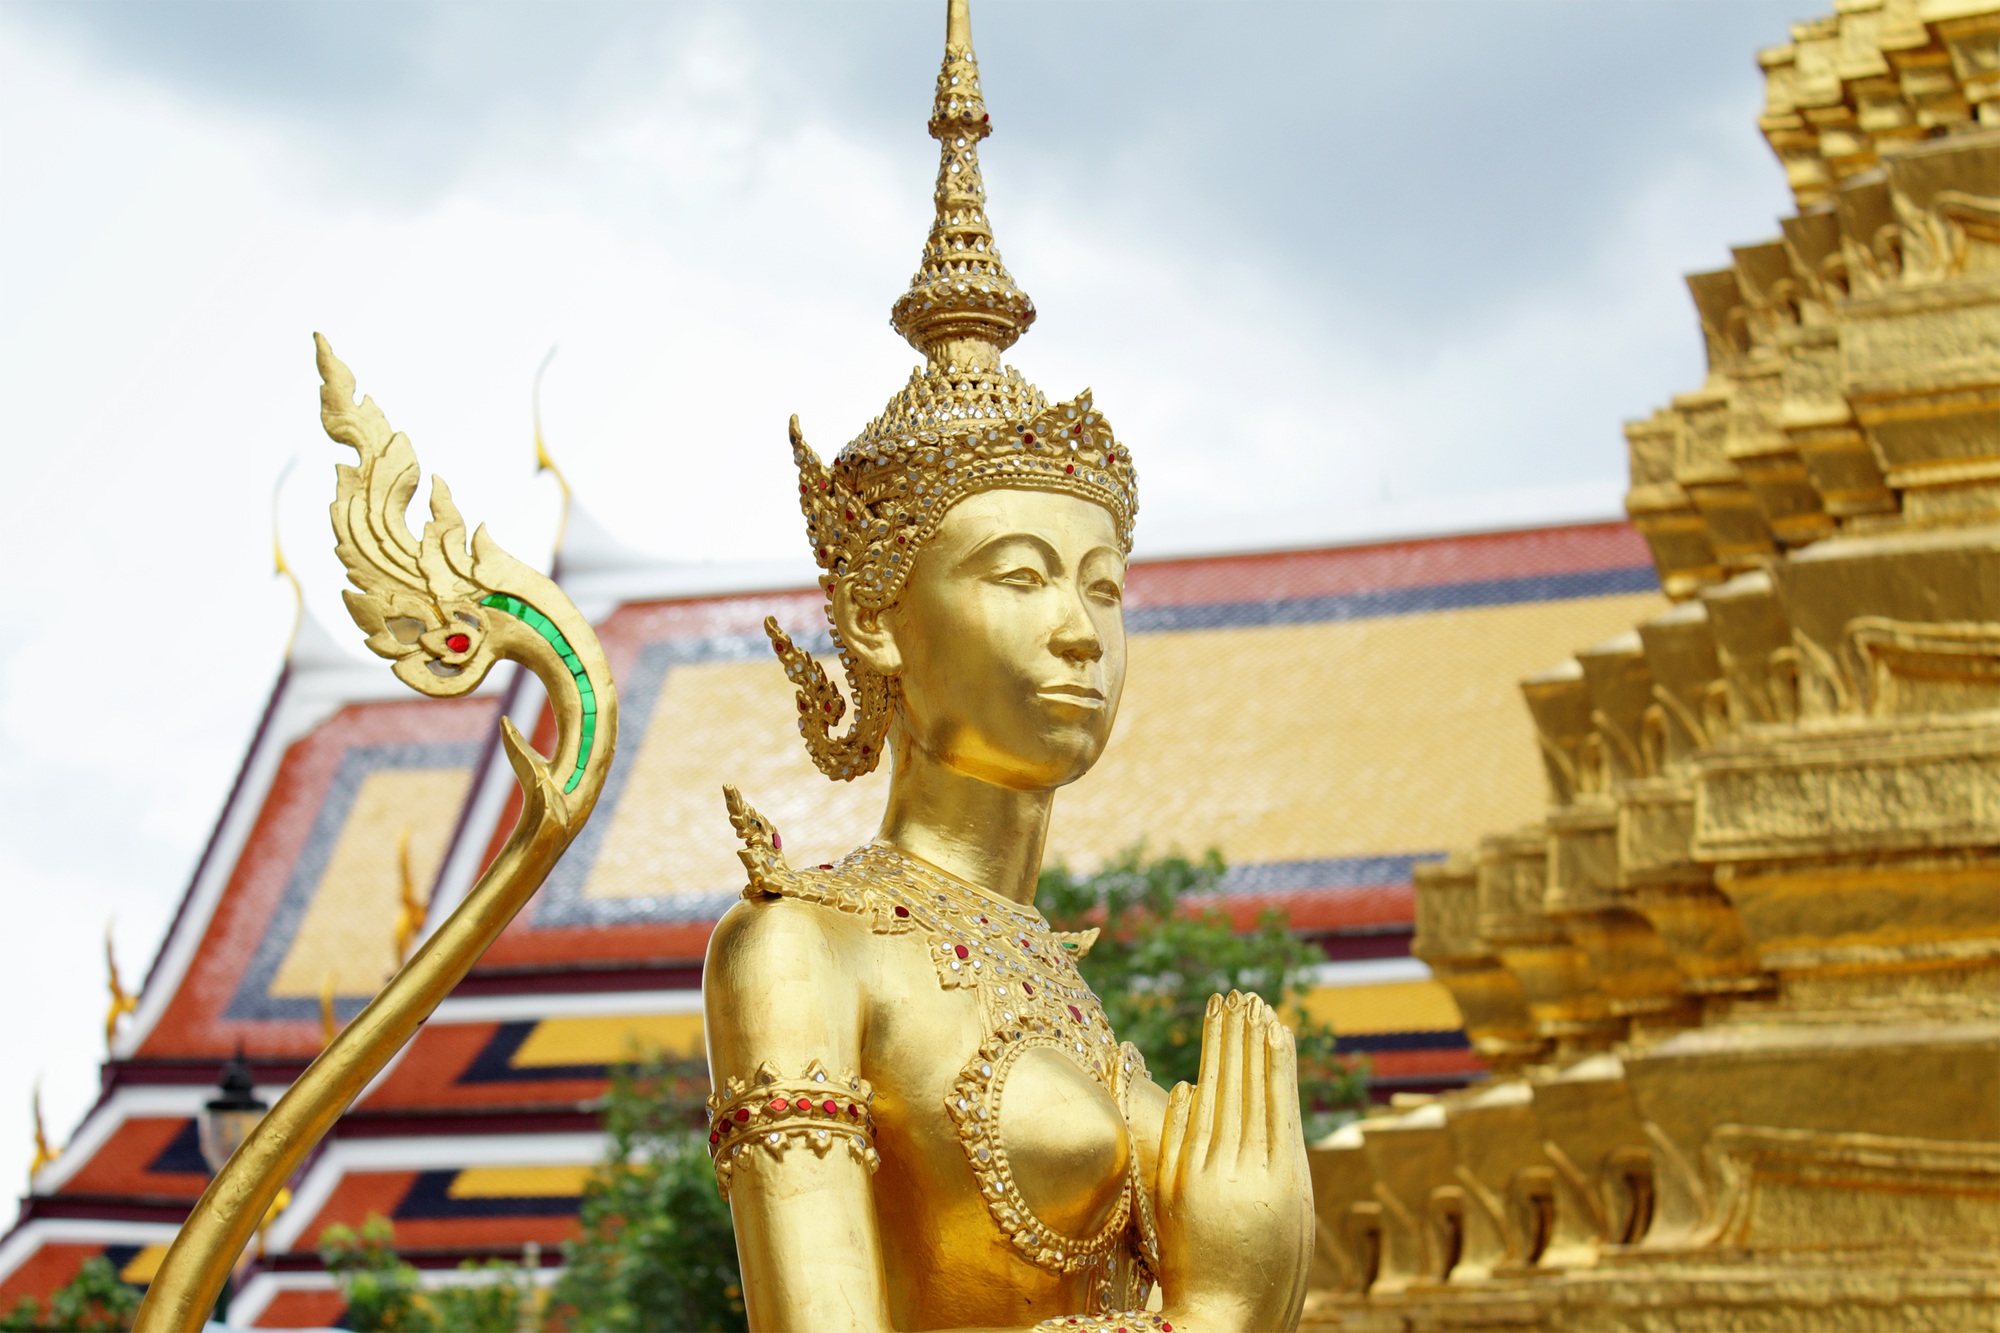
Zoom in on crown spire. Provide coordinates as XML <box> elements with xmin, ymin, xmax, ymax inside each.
<box><xmin>889</xmin><ymin>0</ymin><xmax>1035</xmax><ymax>369</ymax></box>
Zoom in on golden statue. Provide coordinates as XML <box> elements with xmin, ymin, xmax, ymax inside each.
<box><xmin>135</xmin><ymin>4</ymin><xmax>1311</xmax><ymax>1330</ymax></box>
<box><xmin>702</xmin><ymin>3</ymin><xmax>1312</xmax><ymax>1329</ymax></box>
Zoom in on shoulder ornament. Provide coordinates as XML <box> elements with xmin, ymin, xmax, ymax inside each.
<box><xmin>722</xmin><ymin>786</ymin><xmax>915</xmax><ymax>933</ymax></box>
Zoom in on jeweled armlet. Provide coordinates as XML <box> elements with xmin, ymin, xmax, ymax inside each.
<box><xmin>705</xmin><ymin>1060</ymin><xmax>878</xmax><ymax>1199</ymax></box>
<box><xmin>1032</xmin><ymin>1314</ymin><xmax>1177</xmax><ymax>1332</ymax></box>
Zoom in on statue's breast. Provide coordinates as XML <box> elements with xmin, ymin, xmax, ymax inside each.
<box><xmin>996</xmin><ymin>1045</ymin><xmax>1131</xmax><ymax>1239</ymax></box>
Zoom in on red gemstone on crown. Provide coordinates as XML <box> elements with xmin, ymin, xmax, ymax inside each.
<box><xmin>772</xmin><ymin>833</ymin><xmax>782</xmax><ymax>850</ymax></box>
<box><xmin>954</xmin><ymin>945</ymin><xmax>969</xmax><ymax>959</ymax></box>
<box><xmin>1068</xmin><ymin>1004</ymin><xmax>1083</xmax><ymax>1022</ymax></box>
<box><xmin>1065</xmin><ymin>464</ymin><xmax>1075</xmax><ymax>474</ymax></box>
<box><xmin>445</xmin><ymin>633</ymin><xmax>470</xmax><ymax>653</ymax></box>
<box><xmin>770</xmin><ymin>1098</ymin><xmax>788</xmax><ymax>1113</ymax></box>
<box><xmin>894</xmin><ymin>905</ymin><xmax>910</xmax><ymax>918</ymax></box>
<box><xmin>795</xmin><ymin>1097</ymin><xmax>812</xmax><ymax>1111</ymax></box>
<box><xmin>823</xmin><ymin>1099</ymin><xmax>837</xmax><ymax>1115</ymax></box>
<box><xmin>1023</xmin><ymin>982</ymin><xmax>1034</xmax><ymax>996</ymax></box>
<box><xmin>708</xmin><ymin>1131</ymin><xmax>718</xmax><ymax>1144</ymax></box>
<box><xmin>734</xmin><ymin>1109</ymin><xmax>750</xmax><ymax>1123</ymax></box>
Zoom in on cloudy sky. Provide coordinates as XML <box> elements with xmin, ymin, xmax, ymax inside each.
<box><xmin>0</xmin><ymin>0</ymin><xmax>1801</xmax><ymax>1197</ymax></box>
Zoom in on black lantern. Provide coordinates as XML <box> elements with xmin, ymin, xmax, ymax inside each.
<box><xmin>197</xmin><ymin>1045</ymin><xmax>267</xmax><ymax>1175</ymax></box>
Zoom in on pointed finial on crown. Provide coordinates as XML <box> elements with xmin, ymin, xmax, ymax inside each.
<box><xmin>888</xmin><ymin>0</ymin><xmax>1035</xmax><ymax>369</ymax></box>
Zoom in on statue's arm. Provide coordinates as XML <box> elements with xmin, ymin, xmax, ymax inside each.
<box><xmin>704</xmin><ymin>898</ymin><xmax>894</xmax><ymax>1333</ymax></box>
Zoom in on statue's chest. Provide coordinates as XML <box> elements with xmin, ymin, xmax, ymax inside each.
<box><xmin>724</xmin><ymin>820</ymin><xmax>1160</xmax><ymax>1290</ymax></box>
<box><xmin>857</xmin><ymin>854</ymin><xmax>1149</xmax><ymax>1278</ymax></box>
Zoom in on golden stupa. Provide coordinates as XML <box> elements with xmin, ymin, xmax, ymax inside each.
<box><xmin>1306</xmin><ymin>2</ymin><xmax>2000</xmax><ymax>1329</ymax></box>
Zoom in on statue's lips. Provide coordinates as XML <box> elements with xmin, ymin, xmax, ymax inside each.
<box><xmin>1036</xmin><ymin>684</ymin><xmax>1106</xmax><ymax>709</ymax></box>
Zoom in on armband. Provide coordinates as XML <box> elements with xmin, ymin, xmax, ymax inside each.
<box><xmin>1032</xmin><ymin>1314</ymin><xmax>1176</xmax><ymax>1332</ymax></box>
<box><xmin>705</xmin><ymin>1059</ymin><xmax>878</xmax><ymax>1200</ymax></box>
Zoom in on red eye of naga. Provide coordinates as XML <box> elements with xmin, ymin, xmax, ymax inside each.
<box><xmin>445</xmin><ymin>633</ymin><xmax>471</xmax><ymax>653</ymax></box>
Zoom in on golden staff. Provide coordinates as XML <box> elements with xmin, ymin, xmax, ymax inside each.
<box><xmin>135</xmin><ymin>335</ymin><xmax>619</xmax><ymax>1332</ymax></box>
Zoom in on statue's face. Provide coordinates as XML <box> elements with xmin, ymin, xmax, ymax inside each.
<box><xmin>885</xmin><ymin>488</ymin><xmax>1127</xmax><ymax>791</ymax></box>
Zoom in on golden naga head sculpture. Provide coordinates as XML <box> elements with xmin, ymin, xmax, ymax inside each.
<box><xmin>772</xmin><ymin>0</ymin><xmax>1138</xmax><ymax>781</ymax></box>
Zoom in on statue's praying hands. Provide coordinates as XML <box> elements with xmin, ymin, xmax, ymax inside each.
<box><xmin>1156</xmin><ymin>993</ymin><xmax>1317</xmax><ymax>1332</ymax></box>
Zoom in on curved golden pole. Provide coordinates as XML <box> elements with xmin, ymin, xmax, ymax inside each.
<box><xmin>135</xmin><ymin>336</ymin><xmax>620</xmax><ymax>1333</ymax></box>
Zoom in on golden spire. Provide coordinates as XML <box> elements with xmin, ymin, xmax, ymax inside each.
<box><xmin>888</xmin><ymin>0</ymin><xmax>1035</xmax><ymax>370</ymax></box>
<box><xmin>105</xmin><ymin>923</ymin><xmax>138</xmax><ymax>1049</ymax></box>
<box><xmin>30</xmin><ymin>1082</ymin><xmax>56</xmax><ymax>1179</ymax></box>
<box><xmin>272</xmin><ymin>460</ymin><xmax>305</xmax><ymax>656</ymax></box>
<box><xmin>319</xmin><ymin>971</ymin><xmax>340</xmax><ymax>1047</ymax></box>
<box><xmin>392</xmin><ymin>825</ymin><xmax>428</xmax><ymax>967</ymax></box>
<box><xmin>530</xmin><ymin>346</ymin><xmax>571</xmax><ymax>554</ymax></box>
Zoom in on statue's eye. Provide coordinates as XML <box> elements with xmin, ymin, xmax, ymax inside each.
<box><xmin>1089</xmin><ymin>580</ymin><xmax>1124</xmax><ymax>604</ymax></box>
<box><xmin>996</xmin><ymin>567</ymin><xmax>1046</xmax><ymax>588</ymax></box>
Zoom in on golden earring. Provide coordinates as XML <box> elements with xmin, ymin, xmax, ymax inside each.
<box><xmin>764</xmin><ymin>615</ymin><xmax>895</xmax><ymax>781</ymax></box>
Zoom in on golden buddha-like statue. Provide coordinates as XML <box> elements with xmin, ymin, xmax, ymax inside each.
<box><xmin>700</xmin><ymin>4</ymin><xmax>1313</xmax><ymax>1330</ymax></box>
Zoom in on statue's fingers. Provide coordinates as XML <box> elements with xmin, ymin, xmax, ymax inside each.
<box><xmin>1244</xmin><ymin>997</ymin><xmax>1271</xmax><ymax>1167</ymax></box>
<box><xmin>1191</xmin><ymin>994</ymin><xmax>1225</xmax><ymax>1165</ymax></box>
<box><xmin>1270</xmin><ymin>1018</ymin><xmax>1301</xmax><ymax>1153</ymax></box>
<box><xmin>1158</xmin><ymin>1081</ymin><xmax>1192</xmax><ymax>1202</ymax></box>
<box><xmin>1214</xmin><ymin>991</ymin><xmax>1247</xmax><ymax>1165</ymax></box>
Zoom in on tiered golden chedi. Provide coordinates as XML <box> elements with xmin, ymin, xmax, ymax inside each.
<box><xmin>1308</xmin><ymin>3</ymin><xmax>2000</xmax><ymax>1329</ymax></box>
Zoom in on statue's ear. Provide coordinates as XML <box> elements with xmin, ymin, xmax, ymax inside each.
<box><xmin>830</xmin><ymin>581</ymin><xmax>903</xmax><ymax>678</ymax></box>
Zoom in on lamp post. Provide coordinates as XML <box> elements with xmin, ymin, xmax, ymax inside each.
<box><xmin>195</xmin><ymin>1047</ymin><xmax>267</xmax><ymax>1326</ymax></box>
<box><xmin>197</xmin><ymin>1047</ymin><xmax>266</xmax><ymax>1175</ymax></box>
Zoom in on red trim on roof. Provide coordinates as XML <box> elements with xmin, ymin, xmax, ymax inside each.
<box><xmin>0</xmin><ymin>1242</ymin><xmax>107</xmax><ymax>1304</ymax></box>
<box><xmin>1366</xmin><ymin>1047</ymin><xmax>1489</xmax><ymax>1082</ymax></box>
<box><xmin>359</xmin><ymin>1025</ymin><xmax>615</xmax><ymax>1112</ymax></box>
<box><xmin>1206</xmin><ymin>886</ymin><xmax>1417</xmax><ymax>934</ymax></box>
<box><xmin>54</xmin><ymin>1117</ymin><xmax>206</xmax><ymax>1202</ymax></box>
<box><xmin>286</xmin><ymin>1172</ymin><xmax>579</xmax><ymax>1256</ymax></box>
<box><xmin>1125</xmin><ymin>521</ymin><xmax>1650</xmax><ymax>610</ymax></box>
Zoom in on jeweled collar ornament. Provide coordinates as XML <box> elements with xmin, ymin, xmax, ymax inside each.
<box><xmin>769</xmin><ymin>0</ymin><xmax>1139</xmax><ymax>782</ymax></box>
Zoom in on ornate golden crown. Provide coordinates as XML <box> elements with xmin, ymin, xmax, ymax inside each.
<box><xmin>770</xmin><ymin>0</ymin><xmax>1138</xmax><ymax>782</ymax></box>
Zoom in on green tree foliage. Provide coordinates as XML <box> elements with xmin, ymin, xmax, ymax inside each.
<box><xmin>1038</xmin><ymin>846</ymin><xmax>1369</xmax><ymax>1129</ymax></box>
<box><xmin>549</xmin><ymin>1059</ymin><xmax>745</xmax><ymax>1333</ymax></box>
<box><xmin>319</xmin><ymin>1216</ymin><xmax>528</xmax><ymax>1333</ymax></box>
<box><xmin>309</xmin><ymin>1062</ymin><xmax>744</xmax><ymax>1333</ymax></box>
<box><xmin>0</xmin><ymin>1257</ymin><xmax>140</xmax><ymax>1332</ymax></box>
<box><xmin>424</xmin><ymin>1260</ymin><xmax>532</xmax><ymax>1333</ymax></box>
